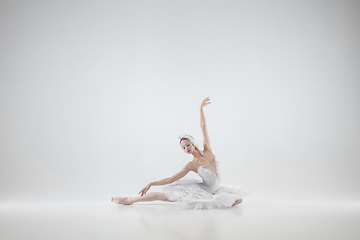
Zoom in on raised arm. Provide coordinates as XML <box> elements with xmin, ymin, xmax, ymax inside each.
<box><xmin>138</xmin><ymin>162</ymin><xmax>194</xmax><ymax>196</ymax></box>
<box><xmin>200</xmin><ymin>97</ymin><xmax>212</xmax><ymax>151</ymax></box>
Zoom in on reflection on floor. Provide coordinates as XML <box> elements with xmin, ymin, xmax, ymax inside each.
<box><xmin>1</xmin><ymin>199</ymin><xmax>360</xmax><ymax>240</ymax></box>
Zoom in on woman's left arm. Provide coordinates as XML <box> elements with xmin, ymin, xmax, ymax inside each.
<box><xmin>200</xmin><ymin>97</ymin><xmax>212</xmax><ymax>151</ymax></box>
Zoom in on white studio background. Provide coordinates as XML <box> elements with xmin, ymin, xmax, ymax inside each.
<box><xmin>0</xmin><ymin>0</ymin><xmax>359</xmax><ymax>203</ymax></box>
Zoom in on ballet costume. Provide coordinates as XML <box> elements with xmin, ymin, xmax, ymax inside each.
<box><xmin>162</xmin><ymin>156</ymin><xmax>245</xmax><ymax>210</ymax></box>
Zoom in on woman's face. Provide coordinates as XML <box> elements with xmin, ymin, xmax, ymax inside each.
<box><xmin>180</xmin><ymin>140</ymin><xmax>194</xmax><ymax>154</ymax></box>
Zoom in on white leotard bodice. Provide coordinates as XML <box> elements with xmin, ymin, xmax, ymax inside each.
<box><xmin>196</xmin><ymin>157</ymin><xmax>221</xmax><ymax>194</ymax></box>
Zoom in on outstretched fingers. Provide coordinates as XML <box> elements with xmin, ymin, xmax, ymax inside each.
<box><xmin>201</xmin><ymin>97</ymin><xmax>211</xmax><ymax>108</ymax></box>
<box><xmin>138</xmin><ymin>188</ymin><xmax>145</xmax><ymax>196</ymax></box>
<box><xmin>138</xmin><ymin>185</ymin><xmax>150</xmax><ymax>196</ymax></box>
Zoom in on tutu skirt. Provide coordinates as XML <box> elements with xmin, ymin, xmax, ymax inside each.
<box><xmin>162</xmin><ymin>178</ymin><xmax>245</xmax><ymax>210</ymax></box>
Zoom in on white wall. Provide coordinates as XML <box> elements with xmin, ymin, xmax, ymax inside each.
<box><xmin>1</xmin><ymin>0</ymin><xmax>359</xmax><ymax>203</ymax></box>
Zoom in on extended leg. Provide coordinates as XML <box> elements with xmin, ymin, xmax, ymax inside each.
<box><xmin>112</xmin><ymin>192</ymin><xmax>173</xmax><ymax>205</ymax></box>
<box><xmin>133</xmin><ymin>192</ymin><xmax>173</xmax><ymax>203</ymax></box>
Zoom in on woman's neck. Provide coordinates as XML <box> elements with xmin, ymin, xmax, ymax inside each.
<box><xmin>191</xmin><ymin>149</ymin><xmax>203</xmax><ymax>159</ymax></box>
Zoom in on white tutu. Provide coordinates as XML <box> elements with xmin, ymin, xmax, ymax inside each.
<box><xmin>162</xmin><ymin>159</ymin><xmax>246</xmax><ymax>210</ymax></box>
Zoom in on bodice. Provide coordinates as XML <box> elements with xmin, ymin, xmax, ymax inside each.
<box><xmin>196</xmin><ymin>158</ymin><xmax>220</xmax><ymax>193</ymax></box>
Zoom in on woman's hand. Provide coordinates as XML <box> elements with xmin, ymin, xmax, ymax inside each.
<box><xmin>138</xmin><ymin>183</ymin><xmax>152</xmax><ymax>196</ymax></box>
<box><xmin>200</xmin><ymin>97</ymin><xmax>211</xmax><ymax>109</ymax></box>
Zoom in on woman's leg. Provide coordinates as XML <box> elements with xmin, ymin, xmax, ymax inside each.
<box><xmin>112</xmin><ymin>192</ymin><xmax>173</xmax><ymax>205</ymax></box>
<box><xmin>133</xmin><ymin>192</ymin><xmax>173</xmax><ymax>203</ymax></box>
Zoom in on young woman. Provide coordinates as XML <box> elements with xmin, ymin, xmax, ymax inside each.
<box><xmin>111</xmin><ymin>97</ymin><xmax>244</xmax><ymax>209</ymax></box>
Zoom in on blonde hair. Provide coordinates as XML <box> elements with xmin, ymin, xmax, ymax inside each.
<box><xmin>179</xmin><ymin>134</ymin><xmax>198</xmax><ymax>148</ymax></box>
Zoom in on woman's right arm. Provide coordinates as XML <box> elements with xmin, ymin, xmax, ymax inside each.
<box><xmin>138</xmin><ymin>162</ymin><xmax>194</xmax><ymax>196</ymax></box>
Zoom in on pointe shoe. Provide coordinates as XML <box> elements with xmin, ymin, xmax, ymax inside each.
<box><xmin>116</xmin><ymin>197</ymin><xmax>135</xmax><ymax>205</ymax></box>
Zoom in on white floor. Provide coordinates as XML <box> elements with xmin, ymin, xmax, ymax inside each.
<box><xmin>1</xmin><ymin>200</ymin><xmax>360</xmax><ymax>240</ymax></box>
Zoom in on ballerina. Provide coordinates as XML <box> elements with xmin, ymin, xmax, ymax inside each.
<box><xmin>111</xmin><ymin>97</ymin><xmax>244</xmax><ymax>209</ymax></box>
